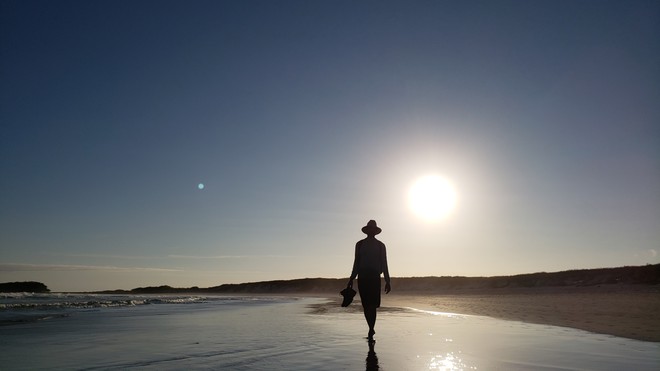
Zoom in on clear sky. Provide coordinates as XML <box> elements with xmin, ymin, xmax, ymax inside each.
<box><xmin>1</xmin><ymin>1</ymin><xmax>659</xmax><ymax>292</ymax></box>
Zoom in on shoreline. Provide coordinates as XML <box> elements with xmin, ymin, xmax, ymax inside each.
<box><xmin>10</xmin><ymin>283</ymin><xmax>659</xmax><ymax>342</ymax></box>
<box><xmin>78</xmin><ymin>285</ymin><xmax>660</xmax><ymax>342</ymax></box>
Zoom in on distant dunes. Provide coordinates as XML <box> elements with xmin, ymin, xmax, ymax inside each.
<box><xmin>3</xmin><ymin>264</ymin><xmax>657</xmax><ymax>294</ymax></box>
<box><xmin>98</xmin><ymin>263</ymin><xmax>659</xmax><ymax>294</ymax></box>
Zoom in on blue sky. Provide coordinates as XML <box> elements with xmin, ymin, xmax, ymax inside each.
<box><xmin>1</xmin><ymin>0</ymin><xmax>659</xmax><ymax>291</ymax></box>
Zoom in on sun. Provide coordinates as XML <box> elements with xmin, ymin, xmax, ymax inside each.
<box><xmin>408</xmin><ymin>175</ymin><xmax>458</xmax><ymax>222</ymax></box>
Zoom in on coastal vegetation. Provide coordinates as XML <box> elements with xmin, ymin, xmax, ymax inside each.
<box><xmin>0</xmin><ymin>281</ymin><xmax>50</xmax><ymax>293</ymax></box>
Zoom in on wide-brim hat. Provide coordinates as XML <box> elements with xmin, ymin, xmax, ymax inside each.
<box><xmin>340</xmin><ymin>287</ymin><xmax>356</xmax><ymax>307</ymax></box>
<box><xmin>361</xmin><ymin>220</ymin><xmax>382</xmax><ymax>235</ymax></box>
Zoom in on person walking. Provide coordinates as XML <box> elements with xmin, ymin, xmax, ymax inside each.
<box><xmin>347</xmin><ymin>220</ymin><xmax>391</xmax><ymax>341</ymax></box>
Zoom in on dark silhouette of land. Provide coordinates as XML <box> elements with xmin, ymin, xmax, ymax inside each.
<box><xmin>0</xmin><ymin>281</ymin><xmax>50</xmax><ymax>293</ymax></box>
<box><xmin>3</xmin><ymin>265</ymin><xmax>656</xmax><ymax>295</ymax></box>
<box><xmin>93</xmin><ymin>263</ymin><xmax>658</xmax><ymax>294</ymax></box>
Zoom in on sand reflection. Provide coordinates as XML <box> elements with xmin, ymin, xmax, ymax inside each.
<box><xmin>404</xmin><ymin>307</ymin><xmax>468</xmax><ymax>318</ymax></box>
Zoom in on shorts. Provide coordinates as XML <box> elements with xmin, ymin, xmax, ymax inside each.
<box><xmin>358</xmin><ymin>274</ymin><xmax>381</xmax><ymax>308</ymax></box>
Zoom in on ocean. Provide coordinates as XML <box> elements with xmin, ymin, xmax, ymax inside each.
<box><xmin>1</xmin><ymin>293</ymin><xmax>658</xmax><ymax>370</ymax></box>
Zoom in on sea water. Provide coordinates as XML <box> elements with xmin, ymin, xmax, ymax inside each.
<box><xmin>1</xmin><ymin>293</ymin><xmax>658</xmax><ymax>370</ymax></box>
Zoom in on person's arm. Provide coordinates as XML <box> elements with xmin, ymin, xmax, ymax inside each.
<box><xmin>347</xmin><ymin>242</ymin><xmax>360</xmax><ymax>287</ymax></box>
<box><xmin>381</xmin><ymin>243</ymin><xmax>391</xmax><ymax>293</ymax></box>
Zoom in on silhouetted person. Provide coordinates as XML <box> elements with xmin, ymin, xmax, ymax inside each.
<box><xmin>347</xmin><ymin>220</ymin><xmax>391</xmax><ymax>341</ymax></box>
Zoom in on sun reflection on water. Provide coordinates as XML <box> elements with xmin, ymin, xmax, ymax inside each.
<box><xmin>426</xmin><ymin>351</ymin><xmax>476</xmax><ymax>370</ymax></box>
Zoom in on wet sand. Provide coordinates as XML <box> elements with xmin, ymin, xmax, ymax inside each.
<box><xmin>377</xmin><ymin>285</ymin><xmax>660</xmax><ymax>342</ymax></box>
<box><xmin>4</xmin><ymin>295</ymin><xmax>659</xmax><ymax>370</ymax></box>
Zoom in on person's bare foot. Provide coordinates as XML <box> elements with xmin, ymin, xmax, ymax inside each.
<box><xmin>368</xmin><ymin>329</ymin><xmax>375</xmax><ymax>340</ymax></box>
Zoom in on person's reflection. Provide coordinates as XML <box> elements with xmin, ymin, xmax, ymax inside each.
<box><xmin>366</xmin><ymin>340</ymin><xmax>379</xmax><ymax>370</ymax></box>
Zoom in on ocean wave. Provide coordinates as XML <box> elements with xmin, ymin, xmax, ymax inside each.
<box><xmin>0</xmin><ymin>294</ymin><xmax>211</xmax><ymax>311</ymax></box>
<box><xmin>0</xmin><ymin>293</ymin><xmax>286</xmax><ymax>312</ymax></box>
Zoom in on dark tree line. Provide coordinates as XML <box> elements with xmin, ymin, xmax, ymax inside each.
<box><xmin>0</xmin><ymin>281</ymin><xmax>50</xmax><ymax>293</ymax></box>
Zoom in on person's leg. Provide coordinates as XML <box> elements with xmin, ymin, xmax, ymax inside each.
<box><xmin>358</xmin><ymin>275</ymin><xmax>381</xmax><ymax>339</ymax></box>
<box><xmin>364</xmin><ymin>305</ymin><xmax>377</xmax><ymax>338</ymax></box>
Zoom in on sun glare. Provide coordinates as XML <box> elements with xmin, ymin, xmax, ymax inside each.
<box><xmin>408</xmin><ymin>175</ymin><xmax>458</xmax><ymax>222</ymax></box>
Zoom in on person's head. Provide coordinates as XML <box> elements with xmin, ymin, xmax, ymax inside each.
<box><xmin>361</xmin><ymin>220</ymin><xmax>382</xmax><ymax>236</ymax></box>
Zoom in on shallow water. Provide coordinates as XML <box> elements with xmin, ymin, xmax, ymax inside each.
<box><xmin>1</xmin><ymin>294</ymin><xmax>658</xmax><ymax>370</ymax></box>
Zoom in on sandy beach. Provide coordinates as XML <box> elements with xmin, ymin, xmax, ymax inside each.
<box><xmin>2</xmin><ymin>293</ymin><xmax>659</xmax><ymax>369</ymax></box>
<box><xmin>375</xmin><ymin>285</ymin><xmax>660</xmax><ymax>342</ymax></box>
